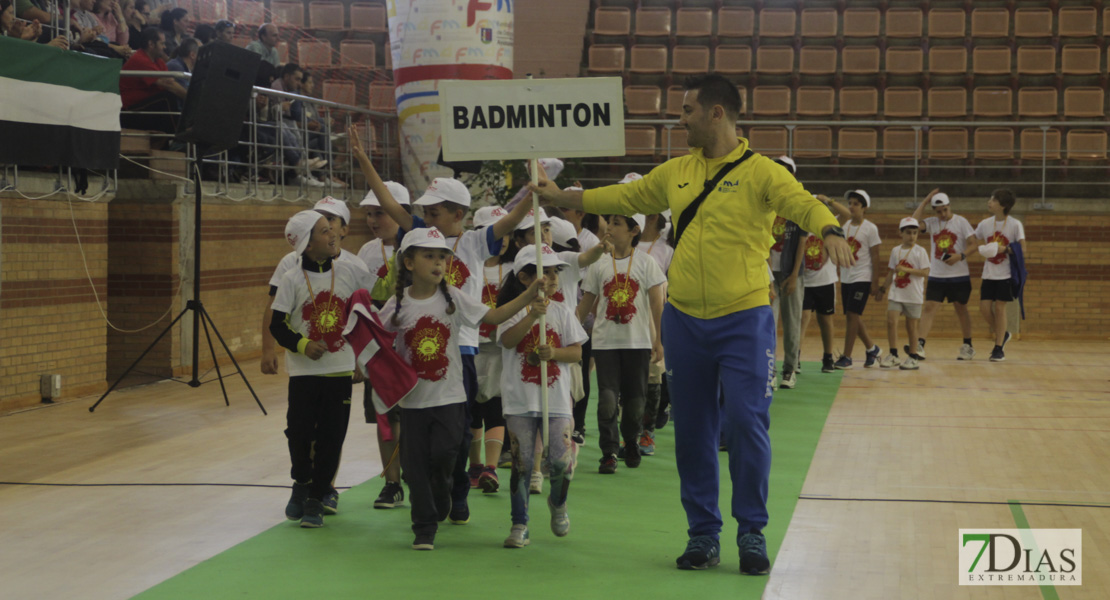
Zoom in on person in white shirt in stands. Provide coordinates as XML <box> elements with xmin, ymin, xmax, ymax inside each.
<box><xmin>823</xmin><ymin>190</ymin><xmax>883</xmax><ymax>370</ymax></box>
<box><xmin>973</xmin><ymin>188</ymin><xmax>1025</xmax><ymax>362</ymax></box>
<box><xmin>911</xmin><ymin>190</ymin><xmax>980</xmax><ymax>360</ymax></box>
<box><xmin>246</xmin><ymin>22</ymin><xmax>281</xmax><ymax>68</ymax></box>
<box><xmin>876</xmin><ymin>217</ymin><xmax>931</xmax><ymax>370</ymax></box>
<box><xmin>379</xmin><ymin>228</ymin><xmax>540</xmax><ymax>551</ymax></box>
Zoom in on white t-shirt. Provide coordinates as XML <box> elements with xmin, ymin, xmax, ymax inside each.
<box><xmin>839</xmin><ymin>219</ymin><xmax>882</xmax><ymax>284</ymax></box>
<box><xmin>379</xmin><ymin>286</ymin><xmax>490</xmax><ymax>409</ymax></box>
<box><xmin>270</xmin><ymin>261</ymin><xmax>366</xmax><ymax>377</ymax></box>
<box><xmin>581</xmin><ymin>249</ymin><xmax>666</xmax><ymax>350</ymax></box>
<box><xmin>975</xmin><ymin>216</ymin><xmax>1026</xmax><ymax>281</ymax></box>
<box><xmin>269</xmin><ymin>248</ymin><xmax>368</xmax><ymax>292</ymax></box>
<box><xmin>550</xmin><ymin>250</ymin><xmax>585</xmax><ymax>313</ymax></box>
<box><xmin>577</xmin><ymin>228</ymin><xmax>600</xmax><ymax>252</ymax></box>
<box><xmin>478</xmin><ymin>262</ymin><xmax>507</xmax><ymax>344</ymax></box>
<box><xmin>802</xmin><ymin>234</ymin><xmax>838</xmax><ymax>288</ymax></box>
<box><xmin>496</xmin><ymin>302</ymin><xmax>588</xmax><ymax>417</ymax></box>
<box><xmin>356</xmin><ymin>239</ymin><xmax>398</xmax><ymax>292</ymax></box>
<box><xmin>923</xmin><ymin>214</ymin><xmax>976</xmax><ymax>279</ymax></box>
<box><xmin>887</xmin><ymin>244</ymin><xmax>931</xmax><ymax>304</ymax></box>
<box><xmin>636</xmin><ymin>236</ymin><xmax>674</xmax><ymax>274</ymax></box>
<box><xmin>769</xmin><ymin>216</ymin><xmax>788</xmax><ymax>272</ymax></box>
<box><xmin>441</xmin><ymin>229</ymin><xmax>497</xmax><ymax>348</ymax></box>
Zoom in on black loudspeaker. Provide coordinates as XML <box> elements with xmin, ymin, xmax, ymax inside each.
<box><xmin>175</xmin><ymin>42</ymin><xmax>262</xmax><ymax>153</ymax></box>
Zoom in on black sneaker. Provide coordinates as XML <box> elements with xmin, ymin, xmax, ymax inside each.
<box><xmin>1002</xmin><ymin>331</ymin><xmax>1012</xmax><ymax>349</ymax></box>
<box><xmin>617</xmin><ymin>445</ymin><xmax>626</xmax><ymax>459</ymax></box>
<box><xmin>624</xmin><ymin>440</ymin><xmax>642</xmax><ymax>468</ymax></box>
<box><xmin>571</xmin><ymin>429</ymin><xmax>585</xmax><ymax>445</ymax></box>
<box><xmin>412</xmin><ymin>533</ymin><xmax>435</xmax><ymax>551</ymax></box>
<box><xmin>448</xmin><ymin>501</ymin><xmax>470</xmax><ymax>524</ymax></box>
<box><xmin>300</xmin><ymin>498</ymin><xmax>324</xmax><ymax>528</ymax></box>
<box><xmin>675</xmin><ymin>535</ymin><xmax>721</xmax><ymax>570</ymax></box>
<box><xmin>285</xmin><ymin>481</ymin><xmax>309</xmax><ymax>521</ymax></box>
<box><xmin>904</xmin><ymin>344</ymin><xmax>926</xmax><ymax>361</ymax></box>
<box><xmin>739</xmin><ymin>532</ymin><xmax>771</xmax><ymax>575</ymax></box>
<box><xmin>374</xmin><ymin>481</ymin><xmax>404</xmax><ymax>509</ymax></box>
<box><xmin>322</xmin><ymin>490</ymin><xmax>339</xmax><ymax>515</ymax></box>
<box><xmin>655</xmin><ymin>406</ymin><xmax>670</xmax><ymax>430</ymax></box>
<box><xmin>990</xmin><ymin>346</ymin><xmax>1005</xmax><ymax>362</ymax></box>
<box><xmin>598</xmin><ymin>453</ymin><xmax>618</xmax><ymax>474</ymax></box>
<box><xmin>821</xmin><ymin>354</ymin><xmax>836</xmax><ymax>373</ymax></box>
<box><xmin>864</xmin><ymin>344</ymin><xmax>882</xmax><ymax>368</ymax></box>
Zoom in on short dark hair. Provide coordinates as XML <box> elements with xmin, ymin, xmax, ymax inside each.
<box><xmin>134</xmin><ymin>0</ymin><xmax>147</xmax><ymax>13</ymax></box>
<box><xmin>281</xmin><ymin>63</ymin><xmax>302</xmax><ymax>78</ymax></box>
<box><xmin>193</xmin><ymin>24</ymin><xmax>215</xmax><ymax>44</ymax></box>
<box><xmin>214</xmin><ymin>19</ymin><xmax>234</xmax><ymax>32</ymax></box>
<box><xmin>173</xmin><ymin>37</ymin><xmax>199</xmax><ymax>59</ymax></box>
<box><xmin>160</xmin><ymin>7</ymin><xmax>187</xmax><ymax>30</ymax></box>
<box><xmin>992</xmin><ymin>188</ymin><xmax>1016</xmax><ymax>215</ymax></box>
<box><xmin>683</xmin><ymin>74</ymin><xmax>742</xmax><ymax>119</ymax></box>
<box><xmin>139</xmin><ymin>26</ymin><xmax>162</xmax><ymax>51</ymax></box>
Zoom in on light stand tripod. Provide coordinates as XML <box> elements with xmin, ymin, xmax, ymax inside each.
<box><xmin>90</xmin><ymin>148</ymin><xmax>266</xmax><ymax>414</ymax></box>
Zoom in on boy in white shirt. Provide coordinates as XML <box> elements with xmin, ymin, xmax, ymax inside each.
<box><xmin>635</xmin><ymin>211</ymin><xmax>673</xmax><ymax>456</ymax></box>
<box><xmin>973</xmin><ymin>189</ymin><xmax>1025</xmax><ymax>362</ymax></box>
<box><xmin>800</xmin><ymin>230</ymin><xmax>840</xmax><ymax>374</ymax></box>
<box><xmin>824</xmin><ymin>190</ymin><xmax>883</xmax><ymax>370</ymax></box>
<box><xmin>878</xmin><ymin>218</ymin><xmax>931</xmax><ymax>370</ymax></box>
<box><xmin>911</xmin><ymin>190</ymin><xmax>980</xmax><ymax>360</ymax></box>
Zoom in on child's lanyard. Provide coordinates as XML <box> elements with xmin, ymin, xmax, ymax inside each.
<box><xmin>482</xmin><ymin>264</ymin><xmax>502</xmax><ymax>307</ymax></box>
<box><xmin>380</xmin><ymin>241</ymin><xmax>389</xmax><ymax>265</ymax></box>
<box><xmin>302</xmin><ymin>266</ymin><xmax>336</xmax><ymax>322</ymax></box>
<box><xmin>645</xmin><ymin>237</ymin><xmax>658</xmax><ymax>257</ymax></box>
<box><xmin>610</xmin><ymin>247</ymin><xmax>636</xmax><ymax>294</ymax></box>
<box><xmin>896</xmin><ymin>245</ymin><xmax>912</xmax><ymax>269</ymax></box>
<box><xmin>846</xmin><ymin>219</ymin><xmax>863</xmax><ymax>243</ymax></box>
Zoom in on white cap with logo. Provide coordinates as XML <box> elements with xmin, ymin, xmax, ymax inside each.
<box><xmin>473</xmin><ymin>205</ymin><xmax>509</xmax><ymax>229</ymax></box>
<box><xmin>899</xmin><ymin>217</ymin><xmax>920</xmax><ymax>230</ymax></box>
<box><xmin>286</xmin><ymin>210</ymin><xmax>325</xmax><ymax>255</ymax></box>
<box><xmin>618</xmin><ymin>172</ymin><xmax>643</xmax><ymax>184</ymax></box>
<box><xmin>360</xmin><ymin>182</ymin><xmax>411</xmax><ymax>207</ymax></box>
<box><xmin>549</xmin><ymin>218</ymin><xmax>578</xmax><ymax>247</ymax></box>
<box><xmin>513</xmin><ymin>244</ymin><xmax>568</xmax><ymax>274</ymax></box>
<box><xmin>415</xmin><ymin>177</ymin><xmax>472</xmax><ymax>207</ymax></box>
<box><xmin>845</xmin><ymin>189</ymin><xmax>871</xmax><ymax>208</ymax></box>
<box><xmin>399</xmin><ymin>227</ymin><xmax>453</xmax><ymax>254</ymax></box>
<box><xmin>930</xmin><ymin>192</ymin><xmax>951</xmax><ymax>207</ymax></box>
<box><xmin>314</xmin><ymin>196</ymin><xmax>351</xmax><ymax>225</ymax></box>
<box><xmin>515</xmin><ymin>207</ymin><xmax>551</xmax><ymax>230</ymax></box>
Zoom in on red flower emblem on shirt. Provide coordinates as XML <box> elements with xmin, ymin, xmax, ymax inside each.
<box><xmin>444</xmin><ymin>258</ymin><xmax>471</xmax><ymax>289</ymax></box>
<box><xmin>516</xmin><ymin>325</ymin><xmax>562</xmax><ymax>387</ymax></box>
<box><xmin>986</xmin><ymin>232</ymin><xmax>1010</xmax><ymax>265</ymax></box>
<box><xmin>300</xmin><ymin>291</ymin><xmax>348</xmax><ymax>352</ymax></box>
<box><xmin>933</xmin><ymin>230</ymin><xmax>958</xmax><ymax>260</ymax></box>
<box><xmin>550</xmin><ymin>290</ymin><xmax>566</xmax><ymax>303</ymax></box>
<box><xmin>602</xmin><ymin>274</ymin><xmax>640</xmax><ymax>324</ymax></box>
<box><xmin>847</xmin><ymin>237</ymin><xmax>862</xmax><ymax>261</ymax></box>
<box><xmin>894</xmin><ymin>260</ymin><xmax>914</xmax><ymax>289</ymax></box>
<box><xmin>404</xmin><ymin>315</ymin><xmax>451</xmax><ymax>381</ymax></box>
<box><xmin>770</xmin><ymin>217</ymin><xmax>787</xmax><ymax>252</ymax></box>
<box><xmin>803</xmin><ymin>236</ymin><xmax>825</xmax><ymax>272</ymax></box>
<box><xmin>479</xmin><ymin>282</ymin><xmax>499</xmax><ymax>340</ymax></box>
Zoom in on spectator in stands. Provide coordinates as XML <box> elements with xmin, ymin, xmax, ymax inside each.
<box><xmin>270</xmin><ymin>61</ymin><xmax>302</xmax><ymax>94</ymax></box>
<box><xmin>157</xmin><ymin>6</ymin><xmax>186</xmax><ymax>56</ymax></box>
<box><xmin>2</xmin><ymin>0</ymin><xmax>67</xmax><ymax>46</ymax></box>
<box><xmin>119</xmin><ymin>27</ymin><xmax>187</xmax><ymax>136</ymax></box>
<box><xmin>124</xmin><ymin>0</ymin><xmax>148</xmax><ymax>50</ymax></box>
<box><xmin>248</xmin><ymin>94</ymin><xmax>326</xmax><ymax>188</ymax></box>
<box><xmin>166</xmin><ymin>36</ymin><xmax>196</xmax><ymax>90</ymax></box>
<box><xmin>292</xmin><ymin>71</ymin><xmax>338</xmax><ymax>184</ymax></box>
<box><xmin>192</xmin><ymin>22</ymin><xmax>213</xmax><ymax>44</ymax></box>
<box><xmin>92</xmin><ymin>0</ymin><xmax>132</xmax><ymax>57</ymax></box>
<box><xmin>69</xmin><ymin>0</ymin><xmax>105</xmax><ymax>48</ymax></box>
<box><xmin>13</xmin><ymin>0</ymin><xmax>51</xmax><ymax>25</ymax></box>
<box><xmin>246</xmin><ymin>23</ymin><xmax>280</xmax><ymax>67</ymax></box>
<box><xmin>213</xmin><ymin>18</ymin><xmax>233</xmax><ymax>43</ymax></box>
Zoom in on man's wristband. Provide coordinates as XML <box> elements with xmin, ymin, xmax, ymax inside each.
<box><xmin>823</xmin><ymin>225</ymin><xmax>846</xmax><ymax>239</ymax></box>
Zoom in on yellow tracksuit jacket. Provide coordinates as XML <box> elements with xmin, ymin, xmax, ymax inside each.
<box><xmin>583</xmin><ymin>137</ymin><xmax>840</xmax><ymax>320</ymax></box>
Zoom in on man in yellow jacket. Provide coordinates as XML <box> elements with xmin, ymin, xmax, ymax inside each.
<box><xmin>533</xmin><ymin>74</ymin><xmax>854</xmax><ymax>575</ymax></box>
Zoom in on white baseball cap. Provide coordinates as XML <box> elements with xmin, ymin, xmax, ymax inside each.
<box><xmin>845</xmin><ymin>189</ymin><xmax>871</xmax><ymax>208</ymax></box>
<box><xmin>930</xmin><ymin>192</ymin><xmax>951</xmax><ymax>207</ymax></box>
<box><xmin>285</xmin><ymin>210</ymin><xmax>326</xmax><ymax>255</ymax></box>
<box><xmin>314</xmin><ymin>196</ymin><xmax>350</xmax><ymax>225</ymax></box>
<box><xmin>399</xmin><ymin>227</ymin><xmax>454</xmax><ymax>254</ymax></box>
<box><xmin>775</xmin><ymin>156</ymin><xmax>797</xmax><ymax>175</ymax></box>
<box><xmin>360</xmin><ymin>181</ymin><xmax>411</xmax><ymax>207</ymax></box>
<box><xmin>512</xmin><ymin>244</ymin><xmax>568</xmax><ymax>274</ymax></box>
<box><xmin>472</xmin><ymin>205</ymin><xmax>508</xmax><ymax>229</ymax></box>
<box><xmin>628</xmin><ymin>214</ymin><xmax>646</xmax><ymax>231</ymax></box>
<box><xmin>618</xmin><ymin>172</ymin><xmax>643</xmax><ymax>184</ymax></box>
<box><xmin>899</xmin><ymin>217</ymin><xmax>920</xmax><ymax>230</ymax></box>
<box><xmin>515</xmin><ymin>207</ymin><xmax>551</xmax><ymax>231</ymax></box>
<box><xmin>539</xmin><ymin>158</ymin><xmax>564</xmax><ymax>180</ymax></box>
<box><xmin>415</xmin><ymin>177</ymin><xmax>471</xmax><ymax>207</ymax></box>
<box><xmin>549</xmin><ymin>217</ymin><xmax>578</xmax><ymax>247</ymax></box>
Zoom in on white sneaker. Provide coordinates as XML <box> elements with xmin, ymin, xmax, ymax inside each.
<box><xmin>899</xmin><ymin>356</ymin><xmax>920</xmax><ymax>370</ymax></box>
<box><xmin>779</xmin><ymin>370</ymin><xmax>797</xmax><ymax>389</ymax></box>
<box><xmin>308</xmin><ymin>157</ymin><xmax>328</xmax><ymax>169</ymax></box>
<box><xmin>296</xmin><ymin>174</ymin><xmax>326</xmax><ymax>188</ymax></box>
<box><xmin>957</xmin><ymin>343</ymin><xmax>975</xmax><ymax>361</ymax></box>
<box><xmin>548</xmin><ymin>497</ymin><xmax>570</xmax><ymax>537</ymax></box>
<box><xmin>880</xmin><ymin>354</ymin><xmax>902</xmax><ymax>368</ymax></box>
<box><xmin>529</xmin><ymin>470</ymin><xmax>543</xmax><ymax>495</ymax></box>
<box><xmin>503</xmin><ymin>524</ymin><xmax>530</xmax><ymax>548</ymax></box>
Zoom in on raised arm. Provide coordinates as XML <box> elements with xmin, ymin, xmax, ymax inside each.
<box><xmin>483</xmin><ymin>280</ymin><xmax>542</xmax><ymax>325</ymax></box>
<box><xmin>912</xmin><ymin>188</ymin><xmax>940</xmax><ymax>223</ymax></box>
<box><xmin>576</xmin><ymin>234</ymin><xmax>612</xmax><ymax>268</ymax></box>
<box><xmin>817</xmin><ymin>195</ymin><xmax>852</xmax><ymax>220</ymax></box>
<box><xmin>349</xmin><ymin>125</ymin><xmax>414</xmax><ymax>231</ymax></box>
<box><xmin>490</xmin><ymin>195</ymin><xmax>537</xmax><ymax>239</ymax></box>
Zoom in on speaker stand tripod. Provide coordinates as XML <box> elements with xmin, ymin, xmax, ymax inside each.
<box><xmin>90</xmin><ymin>148</ymin><xmax>266</xmax><ymax>414</ymax></box>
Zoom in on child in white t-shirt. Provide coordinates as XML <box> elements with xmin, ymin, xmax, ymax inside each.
<box><xmin>269</xmin><ymin>210</ymin><xmax>371</xmax><ymax>528</ymax></box>
<box><xmin>579</xmin><ymin>214</ymin><xmax>666</xmax><ymax>474</ymax></box>
<box><xmin>823</xmin><ymin>191</ymin><xmax>883</xmax><ymax>370</ymax></box>
<box><xmin>496</xmin><ymin>244</ymin><xmax>589</xmax><ymax>548</ymax></box>
<box><xmin>973</xmin><ymin>189</ymin><xmax>1025</xmax><ymax>362</ymax></box>
<box><xmin>800</xmin><ymin>230</ymin><xmax>840</xmax><ymax>374</ymax></box>
<box><xmin>635</xmin><ymin>212</ymin><xmax>673</xmax><ymax>456</ymax></box>
<box><xmin>379</xmin><ymin>228</ymin><xmax>540</xmax><ymax>551</ymax></box>
<box><xmin>877</xmin><ymin>217</ymin><xmax>931</xmax><ymax>370</ymax></box>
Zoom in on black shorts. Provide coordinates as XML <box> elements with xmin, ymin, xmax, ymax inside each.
<box><xmin>469</xmin><ymin>395</ymin><xmax>506</xmax><ymax>430</ymax></box>
<box><xmin>980</xmin><ymin>278</ymin><xmax>1015</xmax><ymax>302</ymax></box>
<box><xmin>803</xmin><ymin>283</ymin><xmax>836</xmax><ymax>315</ymax></box>
<box><xmin>925</xmin><ymin>278</ymin><xmax>972</xmax><ymax>304</ymax></box>
<box><xmin>841</xmin><ymin>282</ymin><xmax>871</xmax><ymax>315</ymax></box>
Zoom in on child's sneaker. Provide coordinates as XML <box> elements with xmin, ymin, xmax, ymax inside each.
<box><xmin>779</xmin><ymin>370</ymin><xmax>797</xmax><ymax>389</ymax></box>
<box><xmin>467</xmin><ymin>465</ymin><xmax>482</xmax><ymax>489</ymax></box>
<box><xmin>412</xmin><ymin>533</ymin><xmax>435</xmax><ymax>551</ymax></box>
<box><xmin>957</xmin><ymin>343</ymin><xmax>975</xmax><ymax>361</ymax></box>
<box><xmin>624</xmin><ymin>439</ymin><xmax>642</xmax><ymax>468</ymax></box>
<box><xmin>639</xmin><ymin>430</ymin><xmax>655</xmax><ymax>456</ymax></box>
<box><xmin>598</xmin><ymin>453</ymin><xmax>618</xmax><ymax>474</ymax></box>
<box><xmin>373</xmin><ymin>481</ymin><xmax>404</xmax><ymax>509</ymax></box>
<box><xmin>990</xmin><ymin>346</ymin><xmax>1005</xmax><ymax>362</ymax></box>
<box><xmin>448</xmin><ymin>501</ymin><xmax>470</xmax><ymax>524</ymax></box>
<box><xmin>864</xmin><ymin>345</ymin><xmax>882</xmax><ymax>368</ymax></box>
<box><xmin>285</xmin><ymin>481</ymin><xmax>309</xmax><ymax>521</ymax></box>
<box><xmin>821</xmin><ymin>354</ymin><xmax>836</xmax><ymax>373</ymax></box>
<box><xmin>1002</xmin><ymin>331</ymin><xmax>1012</xmax><ymax>349</ymax></box>
<box><xmin>503</xmin><ymin>524</ymin><xmax>530</xmax><ymax>548</ymax></box>
<box><xmin>571</xmin><ymin>429</ymin><xmax>585</xmax><ymax>445</ymax></box>
<box><xmin>300</xmin><ymin>498</ymin><xmax>324</xmax><ymax>528</ymax></box>
<box><xmin>899</xmin><ymin>356</ymin><xmax>920</xmax><ymax>370</ymax></box>
<box><xmin>905</xmin><ymin>343</ymin><xmax>926</xmax><ymax>360</ymax></box>
<box><xmin>548</xmin><ymin>497</ymin><xmax>570</xmax><ymax>537</ymax></box>
<box><xmin>880</xmin><ymin>354</ymin><xmax>902</xmax><ymax>369</ymax></box>
<box><xmin>739</xmin><ymin>531</ymin><xmax>771</xmax><ymax>575</ymax></box>
<box><xmin>675</xmin><ymin>535</ymin><xmax>721</xmax><ymax>570</ymax></box>
<box><xmin>529</xmin><ymin>470</ymin><xmax>543</xmax><ymax>494</ymax></box>
<box><xmin>479</xmin><ymin>466</ymin><xmax>500</xmax><ymax>493</ymax></box>
<box><xmin>322</xmin><ymin>490</ymin><xmax>339</xmax><ymax>515</ymax></box>
<box><xmin>833</xmin><ymin>356</ymin><xmax>853</xmax><ymax>370</ymax></box>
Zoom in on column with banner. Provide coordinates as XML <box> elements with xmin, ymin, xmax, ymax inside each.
<box><xmin>387</xmin><ymin>0</ymin><xmax>513</xmax><ymax>190</ymax></box>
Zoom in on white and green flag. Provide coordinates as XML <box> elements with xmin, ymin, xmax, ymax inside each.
<box><xmin>0</xmin><ymin>37</ymin><xmax>121</xmax><ymax>169</ymax></box>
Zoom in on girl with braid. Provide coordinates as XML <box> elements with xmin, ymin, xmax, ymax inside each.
<box><xmin>379</xmin><ymin>227</ymin><xmax>541</xmax><ymax>551</ymax></box>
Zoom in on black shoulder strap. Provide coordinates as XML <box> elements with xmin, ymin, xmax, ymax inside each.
<box><xmin>674</xmin><ymin>149</ymin><xmax>754</xmax><ymax>248</ymax></box>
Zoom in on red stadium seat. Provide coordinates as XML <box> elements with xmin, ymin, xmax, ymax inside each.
<box><xmin>350</xmin><ymin>3</ymin><xmax>387</xmax><ymax>32</ymax></box>
<box><xmin>308</xmin><ymin>1</ymin><xmax>345</xmax><ymax>30</ymax></box>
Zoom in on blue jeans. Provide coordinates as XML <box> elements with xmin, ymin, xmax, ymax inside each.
<box><xmin>663</xmin><ymin>304</ymin><xmax>776</xmax><ymax>545</ymax></box>
<box><xmin>505</xmin><ymin>415</ymin><xmax>574</xmax><ymax>525</ymax></box>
